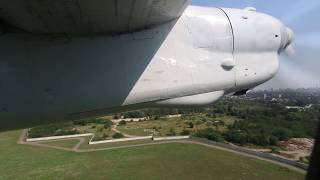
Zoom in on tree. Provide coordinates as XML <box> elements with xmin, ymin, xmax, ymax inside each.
<box><xmin>269</xmin><ymin>136</ymin><xmax>279</xmax><ymax>146</ymax></box>
<box><xmin>112</xmin><ymin>133</ymin><xmax>124</xmax><ymax>139</ymax></box>
<box><xmin>225</xmin><ymin>130</ymin><xmax>248</xmax><ymax>145</ymax></box>
<box><xmin>272</xmin><ymin>128</ymin><xmax>293</xmax><ymax>141</ymax></box>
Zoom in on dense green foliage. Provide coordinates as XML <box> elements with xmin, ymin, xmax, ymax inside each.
<box><xmin>119</xmin><ymin>108</ymin><xmax>205</xmax><ymax>119</ymax></box>
<box><xmin>28</xmin><ymin>123</ymin><xmax>79</xmax><ymax>138</ymax></box>
<box><xmin>103</xmin><ymin>119</ymin><xmax>113</xmax><ymax>128</ymax></box>
<box><xmin>73</xmin><ymin>118</ymin><xmax>107</xmax><ymax>126</ymax></box>
<box><xmin>195</xmin><ymin>128</ymin><xmax>224</xmax><ymax>142</ymax></box>
<box><xmin>220</xmin><ymin>99</ymin><xmax>319</xmax><ymax>145</ymax></box>
<box><xmin>29</xmin><ymin>118</ymin><xmax>114</xmax><ymax>138</ymax></box>
<box><xmin>119</xmin><ymin>98</ymin><xmax>319</xmax><ymax>146</ymax></box>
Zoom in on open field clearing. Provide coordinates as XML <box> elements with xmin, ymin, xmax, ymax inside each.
<box><xmin>0</xmin><ymin>130</ymin><xmax>304</xmax><ymax>180</ymax></box>
<box><xmin>116</xmin><ymin>116</ymin><xmax>238</xmax><ymax>137</ymax></box>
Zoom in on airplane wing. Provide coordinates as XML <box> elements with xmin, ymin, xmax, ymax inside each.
<box><xmin>0</xmin><ymin>0</ymin><xmax>191</xmax><ymax>35</ymax></box>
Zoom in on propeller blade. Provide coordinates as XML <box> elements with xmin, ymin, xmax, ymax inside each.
<box><xmin>284</xmin><ymin>44</ymin><xmax>295</xmax><ymax>57</ymax></box>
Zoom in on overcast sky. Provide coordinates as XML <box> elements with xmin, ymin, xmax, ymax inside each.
<box><xmin>192</xmin><ymin>0</ymin><xmax>320</xmax><ymax>89</ymax></box>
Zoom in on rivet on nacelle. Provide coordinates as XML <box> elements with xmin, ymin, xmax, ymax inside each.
<box><xmin>242</xmin><ymin>15</ymin><xmax>248</xmax><ymax>20</ymax></box>
<box><xmin>244</xmin><ymin>7</ymin><xmax>257</xmax><ymax>12</ymax></box>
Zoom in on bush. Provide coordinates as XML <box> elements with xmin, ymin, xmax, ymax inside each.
<box><xmin>167</xmin><ymin>128</ymin><xmax>177</xmax><ymax>136</ymax></box>
<box><xmin>122</xmin><ymin>111</ymin><xmax>144</xmax><ymax>118</ymax></box>
<box><xmin>180</xmin><ymin>129</ymin><xmax>190</xmax><ymax>135</ymax></box>
<box><xmin>247</xmin><ymin>134</ymin><xmax>272</xmax><ymax>146</ymax></box>
<box><xmin>73</xmin><ymin>118</ymin><xmax>106</xmax><ymax>126</ymax></box>
<box><xmin>112</xmin><ymin>133</ymin><xmax>124</xmax><ymax>139</ymax></box>
<box><xmin>272</xmin><ymin>128</ymin><xmax>293</xmax><ymax>141</ymax></box>
<box><xmin>225</xmin><ymin>130</ymin><xmax>247</xmax><ymax>145</ymax></box>
<box><xmin>186</xmin><ymin>122</ymin><xmax>194</xmax><ymax>128</ymax></box>
<box><xmin>55</xmin><ymin>129</ymin><xmax>79</xmax><ymax>136</ymax></box>
<box><xmin>104</xmin><ymin>119</ymin><xmax>113</xmax><ymax>128</ymax></box>
<box><xmin>102</xmin><ymin>133</ymin><xmax>109</xmax><ymax>138</ymax></box>
<box><xmin>119</xmin><ymin>120</ymin><xmax>127</xmax><ymax>126</ymax></box>
<box><xmin>195</xmin><ymin>128</ymin><xmax>224</xmax><ymax>142</ymax></box>
<box><xmin>92</xmin><ymin>135</ymin><xmax>104</xmax><ymax>141</ymax></box>
<box><xmin>269</xmin><ymin>136</ymin><xmax>279</xmax><ymax>146</ymax></box>
<box><xmin>226</xmin><ymin>131</ymin><xmax>279</xmax><ymax>146</ymax></box>
<box><xmin>28</xmin><ymin>123</ymin><xmax>70</xmax><ymax>138</ymax></box>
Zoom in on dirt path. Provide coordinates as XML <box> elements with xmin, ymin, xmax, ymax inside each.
<box><xmin>17</xmin><ymin>129</ymin><xmax>28</xmax><ymax>144</ymax></box>
<box><xmin>111</xmin><ymin>124</ymin><xmax>137</xmax><ymax>138</ymax></box>
<box><xmin>73</xmin><ymin>138</ymin><xmax>85</xmax><ymax>151</ymax></box>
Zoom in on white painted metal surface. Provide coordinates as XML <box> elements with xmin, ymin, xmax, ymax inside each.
<box><xmin>124</xmin><ymin>6</ymin><xmax>235</xmax><ymax>105</ymax></box>
<box><xmin>222</xmin><ymin>8</ymin><xmax>283</xmax><ymax>89</ymax></box>
<box><xmin>155</xmin><ymin>91</ymin><xmax>224</xmax><ymax>106</ymax></box>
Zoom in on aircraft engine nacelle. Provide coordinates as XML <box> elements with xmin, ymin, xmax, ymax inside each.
<box><xmin>222</xmin><ymin>8</ymin><xmax>293</xmax><ymax>90</ymax></box>
<box><xmin>0</xmin><ymin>6</ymin><xmax>293</xmax><ymax>130</ymax></box>
<box><xmin>128</xmin><ymin>6</ymin><xmax>293</xmax><ymax>106</ymax></box>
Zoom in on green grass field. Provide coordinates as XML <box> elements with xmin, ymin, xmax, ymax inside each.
<box><xmin>79</xmin><ymin>137</ymin><xmax>154</xmax><ymax>149</ymax></box>
<box><xmin>41</xmin><ymin>139</ymin><xmax>80</xmax><ymax>149</ymax></box>
<box><xmin>0</xmin><ymin>130</ymin><xmax>304</xmax><ymax>180</ymax></box>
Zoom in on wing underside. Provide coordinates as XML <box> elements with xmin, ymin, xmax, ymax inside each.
<box><xmin>0</xmin><ymin>0</ymin><xmax>191</xmax><ymax>35</ymax></box>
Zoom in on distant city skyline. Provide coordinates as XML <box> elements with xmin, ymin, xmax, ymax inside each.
<box><xmin>192</xmin><ymin>0</ymin><xmax>320</xmax><ymax>89</ymax></box>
